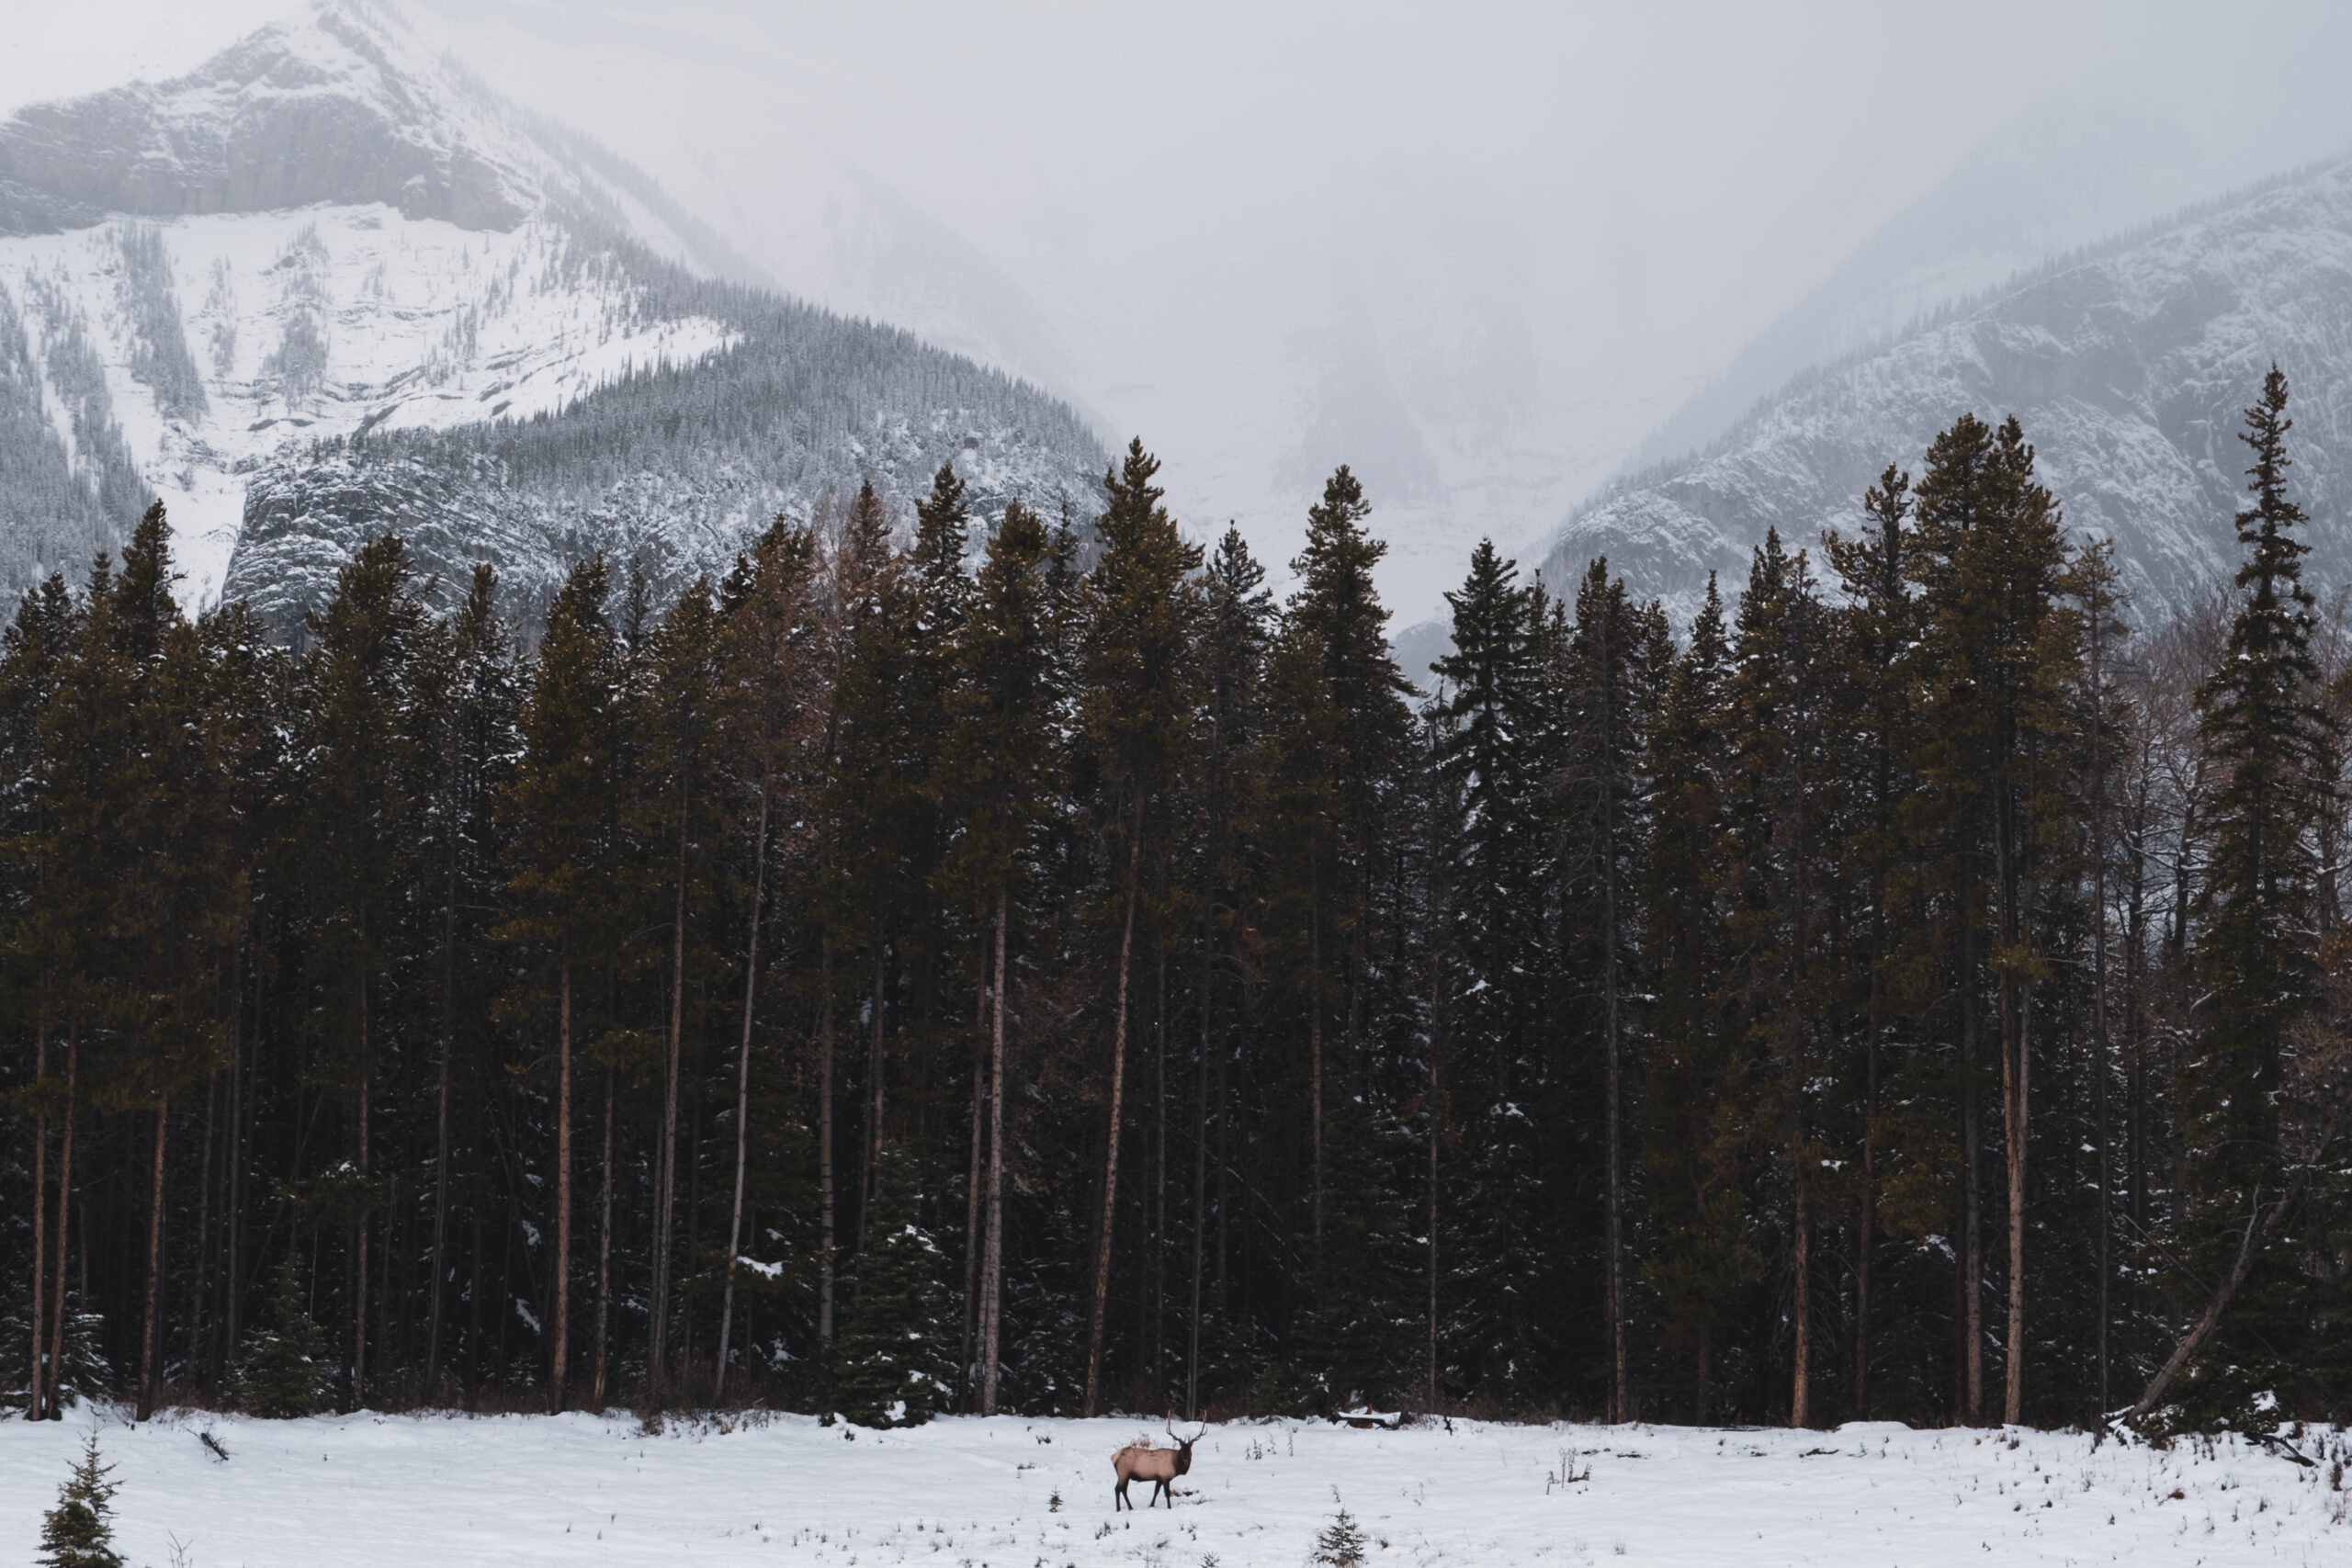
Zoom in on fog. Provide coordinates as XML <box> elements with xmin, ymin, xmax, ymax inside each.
<box><xmin>11</xmin><ymin>0</ymin><xmax>2352</xmax><ymax>616</ymax></box>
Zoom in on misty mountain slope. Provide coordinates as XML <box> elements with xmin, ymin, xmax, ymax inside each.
<box><xmin>0</xmin><ymin>0</ymin><xmax>1102</xmax><ymax>620</ymax></box>
<box><xmin>1626</xmin><ymin>104</ymin><xmax>2211</xmax><ymax>473</ymax></box>
<box><xmin>1542</xmin><ymin>156</ymin><xmax>2352</xmax><ymax>623</ymax></box>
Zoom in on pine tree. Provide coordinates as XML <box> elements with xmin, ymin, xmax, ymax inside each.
<box><xmin>1823</xmin><ymin>466</ymin><xmax>1918</xmax><ymax>1420</ymax></box>
<box><xmin>38</xmin><ymin>1431</ymin><xmax>123</xmax><ymax>1568</ymax></box>
<box><xmin>1636</xmin><ymin>574</ymin><xmax>1749</xmax><ymax>1421</ymax></box>
<box><xmin>1271</xmin><ymin>467</ymin><xmax>1418</xmax><ymax>1409</ymax></box>
<box><xmin>1717</xmin><ymin>531</ymin><xmax>1845</xmax><ymax>1427</ymax></box>
<box><xmin>1553</xmin><ymin>559</ymin><xmax>1668</xmax><ymax>1420</ymax></box>
<box><xmin>1904</xmin><ymin>413</ymin><xmax>2077</xmax><ymax>1426</ymax></box>
<box><xmin>937</xmin><ymin>500</ymin><xmax>1063</xmax><ymax>1414</ymax></box>
<box><xmin>1311</xmin><ymin>1508</ymin><xmax>1368</xmax><ymax>1568</ymax></box>
<box><xmin>834</xmin><ymin>1144</ymin><xmax>955</xmax><ymax>1427</ymax></box>
<box><xmin>238</xmin><ymin>1254</ymin><xmax>332</xmax><ymax>1418</ymax></box>
<box><xmin>2141</xmin><ymin>366</ymin><xmax>2340</xmax><ymax>1429</ymax></box>
<box><xmin>499</xmin><ymin>554</ymin><xmax>625</xmax><ymax>1410</ymax></box>
<box><xmin>297</xmin><ymin>532</ymin><xmax>429</xmax><ymax>1407</ymax></box>
<box><xmin>412</xmin><ymin>563</ymin><xmax>522</xmax><ymax>1398</ymax></box>
<box><xmin>1078</xmin><ymin>439</ymin><xmax>1201</xmax><ymax>1415</ymax></box>
<box><xmin>1432</xmin><ymin>540</ymin><xmax>1550</xmax><ymax>1403</ymax></box>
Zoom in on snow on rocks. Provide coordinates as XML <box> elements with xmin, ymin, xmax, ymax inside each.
<box><xmin>1</xmin><ymin>1405</ymin><xmax>2344</xmax><ymax>1565</ymax></box>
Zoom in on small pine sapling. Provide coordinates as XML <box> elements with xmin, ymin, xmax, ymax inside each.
<box><xmin>238</xmin><ymin>1254</ymin><xmax>333</xmax><ymax>1417</ymax></box>
<box><xmin>39</xmin><ymin>1430</ymin><xmax>125</xmax><ymax>1568</ymax></box>
<box><xmin>1312</xmin><ymin>1508</ymin><xmax>1368</xmax><ymax>1568</ymax></box>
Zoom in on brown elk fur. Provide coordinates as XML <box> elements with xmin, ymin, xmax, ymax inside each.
<box><xmin>1112</xmin><ymin>1423</ymin><xmax>1202</xmax><ymax>1510</ymax></box>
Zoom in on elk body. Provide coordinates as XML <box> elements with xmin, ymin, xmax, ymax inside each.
<box><xmin>1112</xmin><ymin>1423</ymin><xmax>1203</xmax><ymax>1510</ymax></box>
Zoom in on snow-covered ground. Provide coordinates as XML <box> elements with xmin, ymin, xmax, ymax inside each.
<box><xmin>1</xmin><ymin>1405</ymin><xmax>2345</xmax><ymax>1566</ymax></box>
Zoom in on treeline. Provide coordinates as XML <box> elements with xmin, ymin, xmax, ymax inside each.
<box><xmin>6</xmin><ymin>373</ymin><xmax>2352</xmax><ymax>1434</ymax></box>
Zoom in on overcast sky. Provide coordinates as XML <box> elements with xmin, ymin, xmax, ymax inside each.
<box><xmin>11</xmin><ymin>0</ymin><xmax>2352</xmax><ymax>616</ymax></box>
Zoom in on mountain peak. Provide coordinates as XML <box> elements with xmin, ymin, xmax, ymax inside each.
<box><xmin>0</xmin><ymin>2</ymin><xmax>554</xmax><ymax>236</ymax></box>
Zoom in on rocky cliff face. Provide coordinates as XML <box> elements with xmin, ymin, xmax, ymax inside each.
<box><xmin>1541</xmin><ymin>160</ymin><xmax>2352</xmax><ymax>625</ymax></box>
<box><xmin>0</xmin><ymin>1</ymin><xmax>1102</xmax><ymax>625</ymax></box>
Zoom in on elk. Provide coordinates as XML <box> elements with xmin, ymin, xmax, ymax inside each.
<box><xmin>1111</xmin><ymin>1420</ymin><xmax>1204</xmax><ymax>1510</ymax></box>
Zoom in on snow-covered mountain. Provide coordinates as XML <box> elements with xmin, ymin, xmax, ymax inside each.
<box><xmin>1539</xmin><ymin>157</ymin><xmax>2352</xmax><ymax>625</ymax></box>
<box><xmin>0</xmin><ymin>1</ymin><xmax>1102</xmax><ymax>622</ymax></box>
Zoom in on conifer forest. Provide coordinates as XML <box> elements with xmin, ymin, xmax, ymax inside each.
<box><xmin>11</xmin><ymin>368</ymin><xmax>2352</xmax><ymax>1440</ymax></box>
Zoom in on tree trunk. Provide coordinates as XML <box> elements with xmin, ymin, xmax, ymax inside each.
<box><xmin>1308</xmin><ymin>851</ymin><xmax>1323</xmax><ymax>1269</ymax></box>
<box><xmin>818</xmin><ymin>937</ymin><xmax>837</xmax><ymax>1392</ymax></box>
<box><xmin>1857</xmin><ymin>994</ymin><xmax>1878</xmax><ymax>1421</ymax></box>
<box><xmin>27</xmin><ymin>1027</ymin><xmax>45</xmax><ymax>1422</ymax></box>
<box><xmin>1961</xmin><ymin>920</ymin><xmax>1983</xmax><ymax>1422</ymax></box>
<box><xmin>2090</xmin><ymin>705</ymin><xmax>2112</xmax><ymax>1419</ymax></box>
<box><xmin>650</xmin><ymin>789</ymin><xmax>691</xmax><ymax>1402</ymax></box>
<box><xmin>2004</xmin><ymin>989</ymin><xmax>2030</xmax><ymax>1427</ymax></box>
<box><xmin>714</xmin><ymin>788</ymin><xmax>771</xmax><ymax>1402</ymax></box>
<box><xmin>979</xmin><ymin>890</ymin><xmax>1008</xmax><ymax>1416</ymax></box>
<box><xmin>1152</xmin><ymin>948</ymin><xmax>1168</xmax><ymax>1400</ymax></box>
<box><xmin>1426</xmin><ymin>953</ymin><xmax>1443</xmax><ymax>1416</ymax></box>
<box><xmin>46</xmin><ymin>1038</ymin><xmax>75</xmax><ymax>1420</ymax></box>
<box><xmin>1694</xmin><ymin>1325</ymin><xmax>1710</xmax><ymax>1426</ymax></box>
<box><xmin>1189</xmin><ymin>892</ymin><xmax>1211</xmax><ymax>1423</ymax></box>
<box><xmin>1601</xmin><ymin>805</ymin><xmax>1627</xmax><ymax>1425</ymax></box>
<box><xmin>960</xmin><ymin>972</ymin><xmax>985</xmax><ymax>1408</ymax></box>
<box><xmin>1082</xmin><ymin>820</ymin><xmax>1145</xmax><ymax>1418</ymax></box>
<box><xmin>187</xmin><ymin>1071</ymin><xmax>217</xmax><ymax>1380</ymax></box>
<box><xmin>551</xmin><ymin>958</ymin><xmax>572</xmax><ymax>1412</ymax></box>
<box><xmin>1792</xmin><ymin>1179</ymin><xmax>1810</xmax><ymax>1427</ymax></box>
<box><xmin>224</xmin><ymin>978</ymin><xmax>244</xmax><ymax>1382</ymax></box>
<box><xmin>355</xmin><ymin>997</ymin><xmax>370</xmax><ymax>1410</ymax></box>
<box><xmin>859</xmin><ymin>944</ymin><xmax>887</xmax><ymax>1251</ymax></box>
<box><xmin>138</xmin><ymin>1095</ymin><xmax>169</xmax><ymax>1421</ymax></box>
<box><xmin>2129</xmin><ymin>1183</ymin><xmax>2300</xmax><ymax>1422</ymax></box>
<box><xmin>428</xmin><ymin>874</ymin><xmax>453</xmax><ymax>1397</ymax></box>
<box><xmin>594</xmin><ymin>1068</ymin><xmax>614</xmax><ymax>1408</ymax></box>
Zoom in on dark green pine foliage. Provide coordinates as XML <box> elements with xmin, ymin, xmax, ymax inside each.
<box><xmin>1902</xmin><ymin>412</ymin><xmax>2078</xmax><ymax>1427</ymax></box>
<box><xmin>1717</xmin><ymin>530</ymin><xmax>1847</xmax><ymax>1427</ymax></box>
<box><xmin>1551</xmin><ymin>559</ymin><xmax>1668</xmax><ymax>1417</ymax></box>
<box><xmin>296</xmin><ymin>533</ymin><xmax>430</xmax><ymax>1404</ymax></box>
<box><xmin>1823</xmin><ymin>467</ymin><xmax>1917</xmax><ymax>1423</ymax></box>
<box><xmin>407</xmin><ymin>563</ymin><xmax>523</xmax><ymax>1396</ymax></box>
<box><xmin>238</xmin><ymin>1254</ymin><xmax>333</xmax><ymax>1418</ymax></box>
<box><xmin>2174</xmin><ymin>366</ymin><xmax>2341</xmax><ymax>1427</ymax></box>
<box><xmin>1186</xmin><ymin>525</ymin><xmax>1274</xmax><ymax>1408</ymax></box>
<box><xmin>38</xmin><ymin>1431</ymin><xmax>123</xmax><ymax>1568</ymax></box>
<box><xmin>1076</xmin><ymin>439</ymin><xmax>1201</xmax><ymax>1413</ymax></box>
<box><xmin>498</xmin><ymin>553</ymin><xmax>628</xmax><ymax>1404</ymax></box>
<box><xmin>834</xmin><ymin>1143</ymin><xmax>955</xmax><ymax>1427</ymax></box>
<box><xmin>1635</xmin><ymin>574</ymin><xmax>1750</xmax><ymax>1421</ymax></box>
<box><xmin>1274</xmin><ymin>466</ymin><xmax>1417</xmax><ymax>1409</ymax></box>
<box><xmin>1431</xmin><ymin>540</ymin><xmax>1551</xmax><ymax>1403</ymax></box>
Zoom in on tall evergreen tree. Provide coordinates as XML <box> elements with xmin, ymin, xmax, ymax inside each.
<box><xmin>296</xmin><ymin>533</ymin><xmax>429</xmax><ymax>1407</ymax></box>
<box><xmin>1432</xmin><ymin>540</ymin><xmax>1550</xmax><ymax>1403</ymax></box>
<box><xmin>499</xmin><ymin>555</ymin><xmax>625</xmax><ymax>1409</ymax></box>
<box><xmin>1904</xmin><ymin>413</ymin><xmax>2077</xmax><ymax>1425</ymax></box>
<box><xmin>1636</xmin><ymin>575</ymin><xmax>1747</xmax><ymax>1421</ymax></box>
<box><xmin>938</xmin><ymin>501</ymin><xmax>1062</xmax><ymax>1414</ymax></box>
<box><xmin>1078</xmin><ymin>440</ymin><xmax>1200</xmax><ymax>1415</ymax></box>
<box><xmin>1553</xmin><ymin>559</ymin><xmax>1667</xmax><ymax>1420</ymax></box>
<box><xmin>834</xmin><ymin>1143</ymin><xmax>954</xmax><ymax>1427</ymax></box>
<box><xmin>2141</xmin><ymin>366</ymin><xmax>2340</xmax><ymax>1427</ymax></box>
<box><xmin>1271</xmin><ymin>466</ymin><xmax>1417</xmax><ymax>1407</ymax></box>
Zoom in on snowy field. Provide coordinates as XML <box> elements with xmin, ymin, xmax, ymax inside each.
<box><xmin>2</xmin><ymin>1404</ymin><xmax>2346</xmax><ymax>1566</ymax></box>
